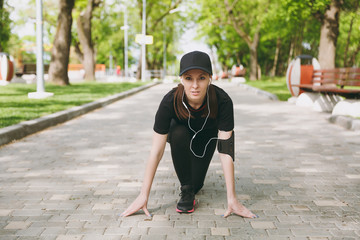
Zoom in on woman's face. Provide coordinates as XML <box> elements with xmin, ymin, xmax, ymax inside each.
<box><xmin>181</xmin><ymin>69</ymin><xmax>211</xmax><ymax>107</ymax></box>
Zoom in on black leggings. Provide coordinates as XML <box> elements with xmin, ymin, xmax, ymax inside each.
<box><xmin>168</xmin><ymin>120</ymin><xmax>217</xmax><ymax>194</ymax></box>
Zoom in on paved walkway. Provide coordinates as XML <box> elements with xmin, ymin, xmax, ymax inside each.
<box><xmin>0</xmin><ymin>82</ymin><xmax>360</xmax><ymax>240</ymax></box>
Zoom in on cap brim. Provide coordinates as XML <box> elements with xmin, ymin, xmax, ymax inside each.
<box><xmin>179</xmin><ymin>66</ymin><xmax>212</xmax><ymax>76</ymax></box>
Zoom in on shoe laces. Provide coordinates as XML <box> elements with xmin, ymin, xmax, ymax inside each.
<box><xmin>179</xmin><ymin>189</ymin><xmax>194</xmax><ymax>202</ymax></box>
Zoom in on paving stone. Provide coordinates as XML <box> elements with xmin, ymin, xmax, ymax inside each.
<box><xmin>41</xmin><ymin>227</ymin><xmax>67</xmax><ymax>236</ymax></box>
<box><xmin>120</xmin><ymin>237</ymin><xmax>140</xmax><ymax>240</ymax></box>
<box><xmin>140</xmin><ymin>236</ymin><xmax>166</xmax><ymax>240</ymax></box>
<box><xmin>291</xmin><ymin>229</ymin><xmax>333</xmax><ymax>238</ymax></box>
<box><xmin>174</xmin><ymin>221</ymin><xmax>198</xmax><ymax>228</ymax></box>
<box><xmin>0</xmin><ymin>209</ymin><xmax>12</xmax><ymax>216</ymax></box>
<box><xmin>210</xmin><ymin>227</ymin><xmax>230</xmax><ymax>236</ymax></box>
<box><xmin>15</xmin><ymin>227</ymin><xmax>44</xmax><ymax>236</ymax></box>
<box><xmin>4</xmin><ymin>221</ymin><xmax>31</xmax><ymax>230</ymax></box>
<box><xmin>56</xmin><ymin>236</ymin><xmax>83</xmax><ymax>240</ymax></box>
<box><xmin>314</xmin><ymin>200</ymin><xmax>348</xmax><ymax>207</ymax></box>
<box><xmin>147</xmin><ymin>227</ymin><xmax>185</xmax><ymax>235</ymax></box>
<box><xmin>250</xmin><ymin>221</ymin><xmax>276</xmax><ymax>229</ymax></box>
<box><xmin>1</xmin><ymin>82</ymin><xmax>360</xmax><ymax>239</ymax></box>
<box><xmin>104</xmin><ymin>227</ymin><xmax>130</xmax><ymax>235</ymax></box>
<box><xmin>137</xmin><ymin>221</ymin><xmax>173</xmax><ymax>228</ymax></box>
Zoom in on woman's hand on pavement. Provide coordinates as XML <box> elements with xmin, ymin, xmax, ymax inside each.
<box><xmin>223</xmin><ymin>198</ymin><xmax>258</xmax><ymax>218</ymax></box>
<box><xmin>120</xmin><ymin>194</ymin><xmax>151</xmax><ymax>217</ymax></box>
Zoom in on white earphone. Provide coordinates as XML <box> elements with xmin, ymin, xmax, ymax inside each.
<box><xmin>182</xmin><ymin>83</ymin><xmax>217</xmax><ymax>158</ymax></box>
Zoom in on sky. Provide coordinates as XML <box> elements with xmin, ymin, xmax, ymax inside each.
<box><xmin>7</xmin><ymin>0</ymin><xmax>35</xmax><ymax>38</ymax></box>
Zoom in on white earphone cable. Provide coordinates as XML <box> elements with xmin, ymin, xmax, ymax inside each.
<box><xmin>182</xmin><ymin>84</ymin><xmax>217</xmax><ymax>158</ymax></box>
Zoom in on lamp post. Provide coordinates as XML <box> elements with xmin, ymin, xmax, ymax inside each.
<box><xmin>163</xmin><ymin>7</ymin><xmax>182</xmax><ymax>81</ymax></box>
<box><xmin>162</xmin><ymin>17</ymin><xmax>167</xmax><ymax>80</ymax></box>
<box><xmin>120</xmin><ymin>4</ymin><xmax>129</xmax><ymax>79</ymax></box>
<box><xmin>28</xmin><ymin>0</ymin><xmax>53</xmax><ymax>99</ymax></box>
<box><xmin>141</xmin><ymin>0</ymin><xmax>146</xmax><ymax>82</ymax></box>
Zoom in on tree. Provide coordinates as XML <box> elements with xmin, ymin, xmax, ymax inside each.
<box><xmin>337</xmin><ymin>0</ymin><xmax>360</xmax><ymax>67</ymax></box>
<box><xmin>48</xmin><ymin>0</ymin><xmax>75</xmax><ymax>86</ymax></box>
<box><xmin>317</xmin><ymin>0</ymin><xmax>342</xmax><ymax>69</ymax></box>
<box><xmin>0</xmin><ymin>0</ymin><xmax>11</xmax><ymax>52</ymax></box>
<box><xmin>135</xmin><ymin>0</ymin><xmax>184</xmax><ymax>80</ymax></box>
<box><xmin>75</xmin><ymin>0</ymin><xmax>102</xmax><ymax>81</ymax></box>
<box><xmin>195</xmin><ymin>0</ymin><xmax>270</xmax><ymax>80</ymax></box>
<box><xmin>223</xmin><ymin>0</ymin><xmax>270</xmax><ymax>80</ymax></box>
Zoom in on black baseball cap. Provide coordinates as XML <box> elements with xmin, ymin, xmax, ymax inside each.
<box><xmin>179</xmin><ymin>51</ymin><xmax>213</xmax><ymax>76</ymax></box>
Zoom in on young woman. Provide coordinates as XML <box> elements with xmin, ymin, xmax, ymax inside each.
<box><xmin>121</xmin><ymin>51</ymin><xmax>257</xmax><ymax>218</ymax></box>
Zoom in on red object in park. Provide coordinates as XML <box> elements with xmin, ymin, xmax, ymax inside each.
<box><xmin>116</xmin><ymin>65</ymin><xmax>121</xmax><ymax>76</ymax></box>
<box><xmin>286</xmin><ymin>55</ymin><xmax>321</xmax><ymax>97</ymax></box>
<box><xmin>0</xmin><ymin>53</ymin><xmax>15</xmax><ymax>82</ymax></box>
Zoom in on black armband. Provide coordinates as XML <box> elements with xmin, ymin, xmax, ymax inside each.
<box><xmin>217</xmin><ymin>131</ymin><xmax>235</xmax><ymax>161</ymax></box>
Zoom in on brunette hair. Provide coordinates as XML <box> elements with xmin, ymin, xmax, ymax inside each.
<box><xmin>173</xmin><ymin>83</ymin><xmax>218</xmax><ymax>120</ymax></box>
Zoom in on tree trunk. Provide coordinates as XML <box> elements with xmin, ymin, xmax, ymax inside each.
<box><xmin>343</xmin><ymin>15</ymin><xmax>354</xmax><ymax>67</ymax></box>
<box><xmin>74</xmin><ymin>41</ymin><xmax>84</xmax><ymax>63</ymax></box>
<box><xmin>349</xmin><ymin>44</ymin><xmax>360</xmax><ymax>67</ymax></box>
<box><xmin>270</xmin><ymin>37</ymin><xmax>281</xmax><ymax>77</ymax></box>
<box><xmin>224</xmin><ymin>0</ymin><xmax>265</xmax><ymax>81</ymax></box>
<box><xmin>249</xmin><ymin>44</ymin><xmax>258</xmax><ymax>81</ymax></box>
<box><xmin>318</xmin><ymin>0</ymin><xmax>341</xmax><ymax>69</ymax></box>
<box><xmin>48</xmin><ymin>0</ymin><xmax>74</xmax><ymax>86</ymax></box>
<box><xmin>76</xmin><ymin>0</ymin><xmax>101</xmax><ymax>81</ymax></box>
<box><xmin>136</xmin><ymin>50</ymin><xmax>142</xmax><ymax>80</ymax></box>
<box><xmin>287</xmin><ymin>40</ymin><xmax>295</xmax><ymax>66</ymax></box>
<box><xmin>294</xmin><ymin>25</ymin><xmax>304</xmax><ymax>57</ymax></box>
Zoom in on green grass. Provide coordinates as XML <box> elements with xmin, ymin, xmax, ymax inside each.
<box><xmin>0</xmin><ymin>81</ymin><xmax>146</xmax><ymax>128</ymax></box>
<box><xmin>245</xmin><ymin>76</ymin><xmax>291</xmax><ymax>101</ymax></box>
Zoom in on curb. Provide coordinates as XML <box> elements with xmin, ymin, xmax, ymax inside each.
<box><xmin>0</xmin><ymin>82</ymin><xmax>159</xmax><ymax>147</ymax></box>
<box><xmin>328</xmin><ymin>115</ymin><xmax>360</xmax><ymax>131</ymax></box>
<box><xmin>238</xmin><ymin>83</ymin><xmax>360</xmax><ymax>131</ymax></box>
<box><xmin>237</xmin><ymin>83</ymin><xmax>279</xmax><ymax>101</ymax></box>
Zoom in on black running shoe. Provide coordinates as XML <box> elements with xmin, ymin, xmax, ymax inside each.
<box><xmin>176</xmin><ymin>185</ymin><xmax>195</xmax><ymax>213</ymax></box>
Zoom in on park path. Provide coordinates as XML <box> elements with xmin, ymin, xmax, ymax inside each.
<box><xmin>0</xmin><ymin>82</ymin><xmax>359</xmax><ymax>240</ymax></box>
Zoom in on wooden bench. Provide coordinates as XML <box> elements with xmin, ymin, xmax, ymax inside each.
<box><xmin>15</xmin><ymin>63</ymin><xmax>50</xmax><ymax>77</ymax></box>
<box><xmin>298</xmin><ymin>68</ymin><xmax>360</xmax><ymax>99</ymax></box>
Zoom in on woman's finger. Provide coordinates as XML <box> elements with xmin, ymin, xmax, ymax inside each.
<box><xmin>233</xmin><ymin>207</ymin><xmax>257</xmax><ymax>218</ymax></box>
<box><xmin>223</xmin><ymin>209</ymin><xmax>232</xmax><ymax>218</ymax></box>
<box><xmin>121</xmin><ymin>205</ymin><xmax>139</xmax><ymax>217</ymax></box>
<box><xmin>143</xmin><ymin>207</ymin><xmax>152</xmax><ymax>217</ymax></box>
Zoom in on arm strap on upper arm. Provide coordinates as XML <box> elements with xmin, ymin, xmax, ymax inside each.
<box><xmin>217</xmin><ymin>131</ymin><xmax>235</xmax><ymax>162</ymax></box>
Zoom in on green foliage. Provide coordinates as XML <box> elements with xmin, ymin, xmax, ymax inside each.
<box><xmin>336</xmin><ymin>1</ymin><xmax>360</xmax><ymax>67</ymax></box>
<box><xmin>143</xmin><ymin>0</ymin><xmax>190</xmax><ymax>70</ymax></box>
<box><xmin>194</xmin><ymin>0</ymin><xmax>359</xmax><ymax>78</ymax></box>
<box><xmin>0</xmin><ymin>1</ymin><xmax>11</xmax><ymax>52</ymax></box>
<box><xmin>245</xmin><ymin>76</ymin><xmax>291</xmax><ymax>101</ymax></box>
<box><xmin>195</xmin><ymin>0</ymin><xmax>248</xmax><ymax>71</ymax></box>
<box><xmin>92</xmin><ymin>3</ymin><xmax>126</xmax><ymax>67</ymax></box>
<box><xmin>5</xmin><ymin>0</ymin><xmax>360</xmax><ymax>78</ymax></box>
<box><xmin>0</xmin><ymin>82</ymin><xmax>146</xmax><ymax>128</ymax></box>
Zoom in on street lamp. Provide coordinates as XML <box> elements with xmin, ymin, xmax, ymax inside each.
<box><xmin>141</xmin><ymin>0</ymin><xmax>146</xmax><ymax>82</ymax></box>
<box><xmin>163</xmin><ymin>7</ymin><xmax>182</xmax><ymax>81</ymax></box>
<box><xmin>120</xmin><ymin>4</ymin><xmax>129</xmax><ymax>80</ymax></box>
<box><xmin>28</xmin><ymin>0</ymin><xmax>53</xmax><ymax>99</ymax></box>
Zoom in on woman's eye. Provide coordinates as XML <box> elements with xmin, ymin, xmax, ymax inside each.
<box><xmin>185</xmin><ymin>77</ymin><xmax>191</xmax><ymax>80</ymax></box>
